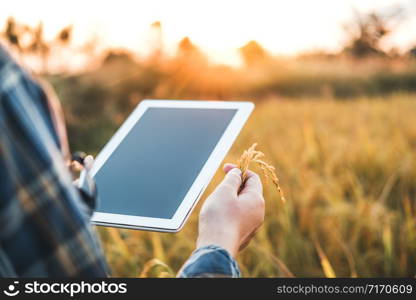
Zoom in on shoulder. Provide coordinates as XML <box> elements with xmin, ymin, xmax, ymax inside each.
<box><xmin>0</xmin><ymin>45</ymin><xmax>24</xmax><ymax>94</ymax></box>
<box><xmin>0</xmin><ymin>44</ymin><xmax>19</xmax><ymax>72</ymax></box>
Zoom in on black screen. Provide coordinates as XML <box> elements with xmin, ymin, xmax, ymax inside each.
<box><xmin>94</xmin><ymin>107</ymin><xmax>237</xmax><ymax>219</ymax></box>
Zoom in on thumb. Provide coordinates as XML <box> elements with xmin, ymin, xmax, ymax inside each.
<box><xmin>219</xmin><ymin>168</ymin><xmax>242</xmax><ymax>193</ymax></box>
<box><xmin>84</xmin><ymin>155</ymin><xmax>94</xmax><ymax>171</ymax></box>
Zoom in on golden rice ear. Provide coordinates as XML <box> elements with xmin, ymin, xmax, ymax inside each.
<box><xmin>237</xmin><ymin>143</ymin><xmax>286</xmax><ymax>203</ymax></box>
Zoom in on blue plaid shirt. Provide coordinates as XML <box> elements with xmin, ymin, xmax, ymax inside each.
<box><xmin>0</xmin><ymin>45</ymin><xmax>240</xmax><ymax>278</ymax></box>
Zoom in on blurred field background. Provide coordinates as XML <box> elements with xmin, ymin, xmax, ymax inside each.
<box><xmin>2</xmin><ymin>0</ymin><xmax>416</xmax><ymax>277</ymax></box>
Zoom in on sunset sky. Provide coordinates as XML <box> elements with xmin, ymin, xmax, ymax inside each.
<box><xmin>1</xmin><ymin>0</ymin><xmax>416</xmax><ymax>65</ymax></box>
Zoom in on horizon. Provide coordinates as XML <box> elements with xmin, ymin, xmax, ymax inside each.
<box><xmin>1</xmin><ymin>0</ymin><xmax>416</xmax><ymax>67</ymax></box>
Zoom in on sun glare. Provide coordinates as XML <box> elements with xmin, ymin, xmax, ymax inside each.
<box><xmin>1</xmin><ymin>0</ymin><xmax>415</xmax><ymax>65</ymax></box>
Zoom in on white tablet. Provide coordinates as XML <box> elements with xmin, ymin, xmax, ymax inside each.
<box><xmin>90</xmin><ymin>100</ymin><xmax>254</xmax><ymax>232</ymax></box>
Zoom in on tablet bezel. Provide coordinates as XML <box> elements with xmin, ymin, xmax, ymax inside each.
<box><xmin>90</xmin><ymin>100</ymin><xmax>254</xmax><ymax>232</ymax></box>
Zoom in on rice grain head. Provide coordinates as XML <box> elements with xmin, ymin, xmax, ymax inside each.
<box><xmin>237</xmin><ymin>143</ymin><xmax>286</xmax><ymax>203</ymax></box>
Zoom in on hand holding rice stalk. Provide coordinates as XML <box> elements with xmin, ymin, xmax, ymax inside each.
<box><xmin>237</xmin><ymin>143</ymin><xmax>286</xmax><ymax>203</ymax></box>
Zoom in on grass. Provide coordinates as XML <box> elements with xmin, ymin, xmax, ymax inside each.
<box><xmin>95</xmin><ymin>93</ymin><xmax>416</xmax><ymax>277</ymax></box>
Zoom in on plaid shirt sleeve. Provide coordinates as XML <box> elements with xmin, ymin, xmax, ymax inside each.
<box><xmin>0</xmin><ymin>46</ymin><xmax>109</xmax><ymax>277</ymax></box>
<box><xmin>178</xmin><ymin>245</ymin><xmax>241</xmax><ymax>278</ymax></box>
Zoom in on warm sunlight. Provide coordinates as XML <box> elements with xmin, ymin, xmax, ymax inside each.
<box><xmin>1</xmin><ymin>0</ymin><xmax>415</xmax><ymax>65</ymax></box>
<box><xmin>2</xmin><ymin>0</ymin><xmax>416</xmax><ymax>282</ymax></box>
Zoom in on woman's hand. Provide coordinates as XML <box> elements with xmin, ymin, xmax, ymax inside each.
<box><xmin>196</xmin><ymin>163</ymin><xmax>265</xmax><ymax>257</ymax></box>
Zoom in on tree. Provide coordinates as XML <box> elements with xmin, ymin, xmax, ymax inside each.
<box><xmin>28</xmin><ymin>22</ymin><xmax>50</xmax><ymax>71</ymax></box>
<box><xmin>176</xmin><ymin>37</ymin><xmax>207</xmax><ymax>65</ymax></box>
<box><xmin>239</xmin><ymin>40</ymin><xmax>269</xmax><ymax>67</ymax></box>
<box><xmin>149</xmin><ymin>21</ymin><xmax>163</xmax><ymax>60</ymax></box>
<box><xmin>56</xmin><ymin>25</ymin><xmax>72</xmax><ymax>45</ymax></box>
<box><xmin>342</xmin><ymin>7</ymin><xmax>403</xmax><ymax>58</ymax></box>
<box><xmin>4</xmin><ymin>17</ymin><xmax>21</xmax><ymax>50</ymax></box>
<box><xmin>1</xmin><ymin>18</ymin><xmax>75</xmax><ymax>73</ymax></box>
<box><xmin>409</xmin><ymin>47</ymin><xmax>416</xmax><ymax>59</ymax></box>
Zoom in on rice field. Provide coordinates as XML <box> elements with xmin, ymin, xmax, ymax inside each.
<box><xmin>96</xmin><ymin>94</ymin><xmax>416</xmax><ymax>277</ymax></box>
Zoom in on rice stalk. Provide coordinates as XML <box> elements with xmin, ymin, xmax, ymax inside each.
<box><xmin>314</xmin><ymin>240</ymin><xmax>336</xmax><ymax>278</ymax></box>
<box><xmin>330</xmin><ymin>227</ymin><xmax>357</xmax><ymax>277</ymax></box>
<box><xmin>107</xmin><ymin>228</ymin><xmax>130</xmax><ymax>257</ymax></box>
<box><xmin>150</xmin><ymin>233</ymin><xmax>166</xmax><ymax>262</ymax></box>
<box><xmin>139</xmin><ymin>258</ymin><xmax>174</xmax><ymax>278</ymax></box>
<box><xmin>252</xmin><ymin>242</ymin><xmax>295</xmax><ymax>277</ymax></box>
<box><xmin>237</xmin><ymin>143</ymin><xmax>286</xmax><ymax>203</ymax></box>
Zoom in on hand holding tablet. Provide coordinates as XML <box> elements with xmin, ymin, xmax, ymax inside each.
<box><xmin>89</xmin><ymin>100</ymin><xmax>254</xmax><ymax>232</ymax></box>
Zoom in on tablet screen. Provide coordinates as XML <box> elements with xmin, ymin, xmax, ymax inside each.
<box><xmin>94</xmin><ymin>107</ymin><xmax>237</xmax><ymax>219</ymax></box>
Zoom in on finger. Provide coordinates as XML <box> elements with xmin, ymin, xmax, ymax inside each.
<box><xmin>223</xmin><ymin>163</ymin><xmax>237</xmax><ymax>173</ymax></box>
<box><xmin>84</xmin><ymin>155</ymin><xmax>94</xmax><ymax>170</ymax></box>
<box><xmin>240</xmin><ymin>170</ymin><xmax>263</xmax><ymax>195</ymax></box>
<box><xmin>70</xmin><ymin>161</ymin><xmax>84</xmax><ymax>172</ymax></box>
<box><xmin>219</xmin><ymin>167</ymin><xmax>242</xmax><ymax>193</ymax></box>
